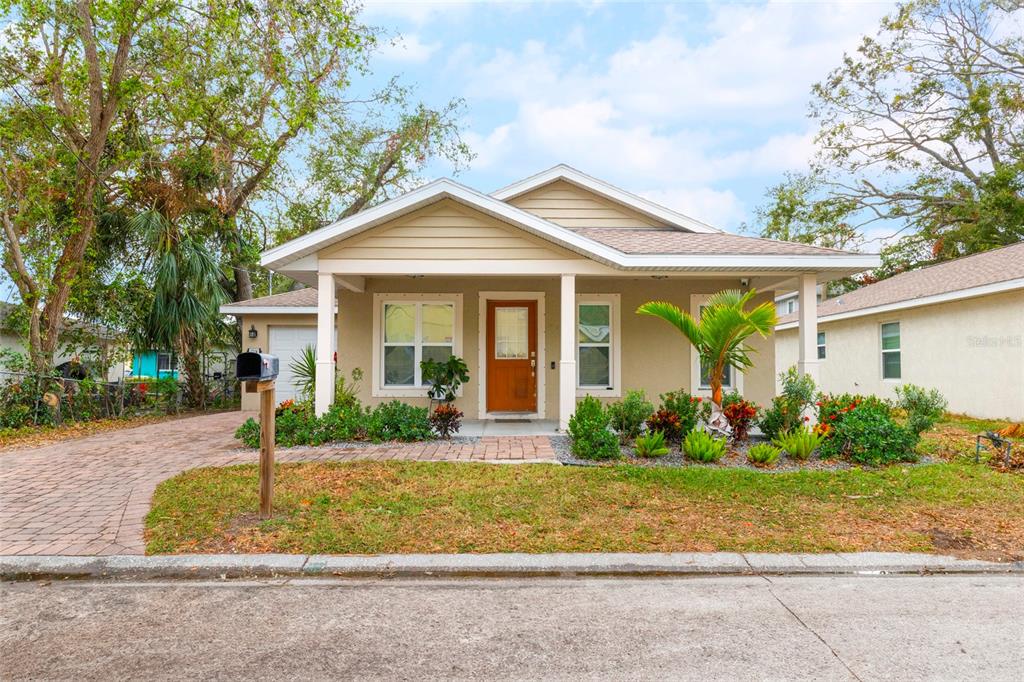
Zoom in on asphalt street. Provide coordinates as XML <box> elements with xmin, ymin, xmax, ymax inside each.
<box><xmin>2</xmin><ymin>575</ymin><xmax>1022</xmax><ymax>680</ymax></box>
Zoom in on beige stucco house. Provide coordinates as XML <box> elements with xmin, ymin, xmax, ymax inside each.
<box><xmin>223</xmin><ymin>165</ymin><xmax>877</xmax><ymax>428</ymax></box>
<box><xmin>776</xmin><ymin>242</ymin><xmax>1024</xmax><ymax>421</ymax></box>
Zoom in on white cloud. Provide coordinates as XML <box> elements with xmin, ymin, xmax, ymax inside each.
<box><xmin>378</xmin><ymin>34</ymin><xmax>441</xmax><ymax>63</ymax></box>
<box><xmin>640</xmin><ymin>187</ymin><xmax>747</xmax><ymax>231</ymax></box>
<box><xmin>451</xmin><ymin>1</ymin><xmax>893</xmax><ymax>229</ymax></box>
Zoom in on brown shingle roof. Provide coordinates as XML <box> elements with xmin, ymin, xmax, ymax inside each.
<box><xmin>778</xmin><ymin>242</ymin><xmax>1024</xmax><ymax>325</ymax></box>
<box><xmin>574</xmin><ymin>228</ymin><xmax>856</xmax><ymax>256</ymax></box>
<box><xmin>226</xmin><ymin>288</ymin><xmax>317</xmax><ymax>308</ymax></box>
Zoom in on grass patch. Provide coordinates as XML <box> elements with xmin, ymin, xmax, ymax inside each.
<box><xmin>147</xmin><ymin>461</ymin><xmax>1024</xmax><ymax>561</ymax></box>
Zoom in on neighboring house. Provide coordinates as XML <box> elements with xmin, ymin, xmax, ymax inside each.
<box><xmin>774</xmin><ymin>284</ymin><xmax>824</xmax><ymax>316</ymax></box>
<box><xmin>131</xmin><ymin>350</ymin><xmax>180</xmax><ymax>380</ymax></box>
<box><xmin>222</xmin><ymin>165</ymin><xmax>877</xmax><ymax>426</ymax></box>
<box><xmin>130</xmin><ymin>348</ymin><xmax>237</xmax><ymax>382</ymax></box>
<box><xmin>776</xmin><ymin>243</ymin><xmax>1024</xmax><ymax>420</ymax></box>
<box><xmin>0</xmin><ymin>302</ymin><xmax>129</xmax><ymax>381</ymax></box>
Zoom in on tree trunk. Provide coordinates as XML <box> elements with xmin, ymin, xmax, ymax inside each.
<box><xmin>181</xmin><ymin>345</ymin><xmax>206</xmax><ymax>409</ymax></box>
<box><xmin>233</xmin><ymin>265</ymin><xmax>253</xmax><ymax>302</ymax></box>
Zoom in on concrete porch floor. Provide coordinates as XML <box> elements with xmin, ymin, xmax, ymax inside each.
<box><xmin>460</xmin><ymin>419</ymin><xmax>560</xmax><ymax>436</ymax></box>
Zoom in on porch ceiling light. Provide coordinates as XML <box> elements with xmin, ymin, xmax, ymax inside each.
<box><xmin>651</xmin><ymin>275</ymin><xmax>668</xmax><ymax>280</ymax></box>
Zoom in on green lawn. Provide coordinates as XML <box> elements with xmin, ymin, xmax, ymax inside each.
<box><xmin>146</xmin><ymin>461</ymin><xmax>1024</xmax><ymax>560</ymax></box>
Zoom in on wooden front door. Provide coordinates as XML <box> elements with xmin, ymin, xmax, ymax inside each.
<box><xmin>486</xmin><ymin>300</ymin><xmax>538</xmax><ymax>413</ymax></box>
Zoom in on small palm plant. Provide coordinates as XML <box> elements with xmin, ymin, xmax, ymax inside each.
<box><xmin>637</xmin><ymin>290</ymin><xmax>776</xmax><ymax>408</ymax></box>
<box><xmin>290</xmin><ymin>345</ymin><xmax>318</xmax><ymax>402</ymax></box>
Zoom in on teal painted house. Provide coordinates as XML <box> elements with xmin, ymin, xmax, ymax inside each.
<box><xmin>131</xmin><ymin>350</ymin><xmax>179</xmax><ymax>379</ymax></box>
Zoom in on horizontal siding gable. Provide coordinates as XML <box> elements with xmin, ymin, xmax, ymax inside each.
<box><xmin>508</xmin><ymin>179</ymin><xmax>669</xmax><ymax>229</ymax></box>
<box><xmin>320</xmin><ymin>199</ymin><xmax>580</xmax><ymax>260</ymax></box>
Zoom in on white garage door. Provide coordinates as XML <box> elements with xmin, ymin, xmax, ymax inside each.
<box><xmin>268</xmin><ymin>326</ymin><xmax>324</xmax><ymax>403</ymax></box>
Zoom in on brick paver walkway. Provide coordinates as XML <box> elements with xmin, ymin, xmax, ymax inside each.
<box><xmin>0</xmin><ymin>412</ymin><xmax>556</xmax><ymax>557</ymax></box>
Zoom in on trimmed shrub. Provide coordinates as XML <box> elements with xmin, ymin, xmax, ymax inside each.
<box><xmin>759</xmin><ymin>366</ymin><xmax>817</xmax><ymax>440</ymax></box>
<box><xmin>607</xmin><ymin>390</ymin><xmax>654</xmax><ymax>443</ymax></box>
<box><xmin>234</xmin><ymin>397</ymin><xmax>435</xmax><ymax>447</ymax></box>
<box><xmin>773</xmin><ymin>426</ymin><xmax>823</xmax><ymax>460</ymax></box>
<box><xmin>660</xmin><ymin>390</ymin><xmax>711</xmax><ymax>436</ymax></box>
<box><xmin>894</xmin><ymin>383</ymin><xmax>947</xmax><ymax>436</ymax></box>
<box><xmin>634</xmin><ymin>430</ymin><xmax>670</xmax><ymax>458</ymax></box>
<box><xmin>682</xmin><ymin>428</ymin><xmax>727</xmax><ymax>463</ymax></box>
<box><xmin>366</xmin><ymin>400</ymin><xmax>433</xmax><ymax>442</ymax></box>
<box><xmin>747</xmin><ymin>443</ymin><xmax>782</xmax><ymax>467</ymax></box>
<box><xmin>234</xmin><ymin>417</ymin><xmax>261</xmax><ymax>448</ymax></box>
<box><xmin>819</xmin><ymin>407</ymin><xmax>918</xmax><ymax>466</ymax></box>
<box><xmin>568</xmin><ymin>396</ymin><xmax>620</xmax><ymax>460</ymax></box>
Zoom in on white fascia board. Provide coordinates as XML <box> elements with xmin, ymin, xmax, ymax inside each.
<box><xmin>219</xmin><ymin>306</ymin><xmax>327</xmax><ymax>315</ymax></box>
<box><xmin>491</xmin><ymin>164</ymin><xmax>722</xmax><ymax>234</ymax></box>
<box><xmin>775</xmin><ymin>277</ymin><xmax>1024</xmax><ymax>330</ymax></box>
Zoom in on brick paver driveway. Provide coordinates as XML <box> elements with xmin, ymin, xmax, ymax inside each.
<box><xmin>0</xmin><ymin>412</ymin><xmax>555</xmax><ymax>557</ymax></box>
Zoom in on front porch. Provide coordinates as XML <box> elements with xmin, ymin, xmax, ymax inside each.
<box><xmin>307</xmin><ymin>268</ymin><xmax>824</xmax><ymax>430</ymax></box>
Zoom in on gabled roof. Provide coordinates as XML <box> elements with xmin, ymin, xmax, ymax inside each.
<box><xmin>777</xmin><ymin>242</ymin><xmax>1024</xmax><ymax>328</ymax></box>
<box><xmin>221</xmin><ymin>288</ymin><xmax>320</xmax><ymax>314</ymax></box>
<box><xmin>261</xmin><ymin>171</ymin><xmax>879</xmax><ymax>276</ymax></box>
<box><xmin>491</xmin><ymin>164</ymin><xmax>721</xmax><ymax>234</ymax></box>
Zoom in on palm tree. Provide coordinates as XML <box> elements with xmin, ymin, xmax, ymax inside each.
<box><xmin>636</xmin><ymin>290</ymin><xmax>777</xmax><ymax>407</ymax></box>
<box><xmin>133</xmin><ymin>209</ymin><xmax>228</xmax><ymax>408</ymax></box>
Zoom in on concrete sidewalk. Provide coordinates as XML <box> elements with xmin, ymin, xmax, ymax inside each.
<box><xmin>3</xmin><ymin>551</ymin><xmax>1021</xmax><ymax>581</ymax></box>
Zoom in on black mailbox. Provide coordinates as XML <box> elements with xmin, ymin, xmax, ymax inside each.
<box><xmin>236</xmin><ymin>351</ymin><xmax>279</xmax><ymax>382</ymax></box>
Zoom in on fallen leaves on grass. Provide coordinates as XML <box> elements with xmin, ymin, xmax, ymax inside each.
<box><xmin>146</xmin><ymin>461</ymin><xmax>1024</xmax><ymax>561</ymax></box>
<box><xmin>0</xmin><ymin>414</ymin><xmax>189</xmax><ymax>451</ymax></box>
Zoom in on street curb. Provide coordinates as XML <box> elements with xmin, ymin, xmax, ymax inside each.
<box><xmin>3</xmin><ymin>552</ymin><xmax>1022</xmax><ymax>581</ymax></box>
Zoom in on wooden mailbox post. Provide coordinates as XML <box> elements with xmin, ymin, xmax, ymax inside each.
<box><xmin>251</xmin><ymin>379</ymin><xmax>276</xmax><ymax>518</ymax></box>
<box><xmin>238</xmin><ymin>351</ymin><xmax>280</xmax><ymax>519</ymax></box>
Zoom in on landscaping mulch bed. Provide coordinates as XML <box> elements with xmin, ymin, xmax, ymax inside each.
<box><xmin>550</xmin><ymin>435</ymin><xmax>936</xmax><ymax>472</ymax></box>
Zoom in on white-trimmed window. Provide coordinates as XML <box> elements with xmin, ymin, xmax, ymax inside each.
<box><xmin>881</xmin><ymin>321</ymin><xmax>901</xmax><ymax>380</ymax></box>
<box><xmin>576</xmin><ymin>294</ymin><xmax>621</xmax><ymax>396</ymax></box>
<box><xmin>372</xmin><ymin>294</ymin><xmax>462</xmax><ymax>396</ymax></box>
<box><xmin>690</xmin><ymin>294</ymin><xmax>744</xmax><ymax>395</ymax></box>
<box><xmin>817</xmin><ymin>331</ymin><xmax>827</xmax><ymax>360</ymax></box>
<box><xmin>157</xmin><ymin>352</ymin><xmax>177</xmax><ymax>374</ymax></box>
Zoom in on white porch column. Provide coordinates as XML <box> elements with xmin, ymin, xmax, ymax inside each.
<box><xmin>797</xmin><ymin>272</ymin><xmax>820</xmax><ymax>385</ymax></box>
<box><xmin>559</xmin><ymin>274</ymin><xmax>576</xmax><ymax>431</ymax></box>
<box><xmin>315</xmin><ymin>273</ymin><xmax>336</xmax><ymax>416</ymax></box>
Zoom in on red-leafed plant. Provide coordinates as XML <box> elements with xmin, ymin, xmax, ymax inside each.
<box><xmin>722</xmin><ymin>399</ymin><xmax>759</xmax><ymax>442</ymax></box>
<box><xmin>430</xmin><ymin>403</ymin><xmax>463</xmax><ymax>439</ymax></box>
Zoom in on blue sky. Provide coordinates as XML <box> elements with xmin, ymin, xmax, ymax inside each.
<box><xmin>361</xmin><ymin>0</ymin><xmax>895</xmax><ymax>232</ymax></box>
<box><xmin>2</xmin><ymin>0</ymin><xmax>898</xmax><ymax>304</ymax></box>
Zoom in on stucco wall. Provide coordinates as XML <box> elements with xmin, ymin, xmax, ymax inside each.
<box><xmin>775</xmin><ymin>290</ymin><xmax>1024</xmax><ymax>420</ymax></box>
<box><xmin>238</xmin><ymin>278</ymin><xmax>777</xmax><ymax>417</ymax></box>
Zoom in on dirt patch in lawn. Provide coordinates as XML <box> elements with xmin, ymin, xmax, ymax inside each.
<box><xmin>146</xmin><ymin>460</ymin><xmax>1024</xmax><ymax>561</ymax></box>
